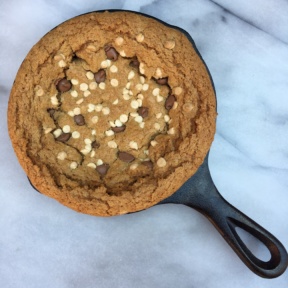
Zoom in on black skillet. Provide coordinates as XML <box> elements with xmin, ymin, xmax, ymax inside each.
<box><xmin>28</xmin><ymin>10</ymin><xmax>288</xmax><ymax>278</ymax></box>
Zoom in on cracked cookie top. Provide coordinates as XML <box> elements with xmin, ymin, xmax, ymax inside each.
<box><xmin>8</xmin><ymin>11</ymin><xmax>216</xmax><ymax>216</ymax></box>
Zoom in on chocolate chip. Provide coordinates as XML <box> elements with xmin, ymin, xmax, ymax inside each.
<box><xmin>142</xmin><ymin>160</ymin><xmax>153</xmax><ymax>169</ymax></box>
<box><xmin>156</xmin><ymin>77</ymin><xmax>168</xmax><ymax>85</ymax></box>
<box><xmin>55</xmin><ymin>78</ymin><xmax>72</xmax><ymax>92</ymax></box>
<box><xmin>91</xmin><ymin>141</ymin><xmax>100</xmax><ymax>149</ymax></box>
<box><xmin>74</xmin><ymin>114</ymin><xmax>85</xmax><ymax>126</ymax></box>
<box><xmin>56</xmin><ymin>133</ymin><xmax>71</xmax><ymax>142</ymax></box>
<box><xmin>104</xmin><ymin>46</ymin><xmax>118</xmax><ymax>61</ymax></box>
<box><xmin>111</xmin><ymin>125</ymin><xmax>126</xmax><ymax>133</ymax></box>
<box><xmin>96</xmin><ymin>163</ymin><xmax>110</xmax><ymax>176</ymax></box>
<box><xmin>94</xmin><ymin>69</ymin><xmax>106</xmax><ymax>83</ymax></box>
<box><xmin>47</xmin><ymin>108</ymin><xmax>56</xmax><ymax>117</ymax></box>
<box><xmin>118</xmin><ymin>151</ymin><xmax>135</xmax><ymax>163</ymax></box>
<box><xmin>165</xmin><ymin>94</ymin><xmax>176</xmax><ymax>110</ymax></box>
<box><xmin>129</xmin><ymin>58</ymin><xmax>140</xmax><ymax>68</ymax></box>
<box><xmin>137</xmin><ymin>107</ymin><xmax>149</xmax><ymax>118</ymax></box>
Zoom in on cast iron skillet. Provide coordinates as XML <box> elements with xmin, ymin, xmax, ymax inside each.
<box><xmin>28</xmin><ymin>9</ymin><xmax>288</xmax><ymax>278</ymax></box>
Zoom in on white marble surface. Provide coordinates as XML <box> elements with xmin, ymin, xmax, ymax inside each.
<box><xmin>0</xmin><ymin>0</ymin><xmax>287</xmax><ymax>287</ymax></box>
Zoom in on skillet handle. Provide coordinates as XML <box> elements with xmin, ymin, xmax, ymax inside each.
<box><xmin>188</xmin><ymin>187</ymin><xmax>288</xmax><ymax>278</ymax></box>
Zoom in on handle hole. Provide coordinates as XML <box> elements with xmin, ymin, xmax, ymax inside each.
<box><xmin>235</xmin><ymin>227</ymin><xmax>271</xmax><ymax>262</ymax></box>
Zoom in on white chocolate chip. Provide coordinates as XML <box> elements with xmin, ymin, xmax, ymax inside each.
<box><xmin>131</xmin><ymin>100</ymin><xmax>139</xmax><ymax>109</ymax></box>
<box><xmin>70</xmin><ymin>162</ymin><xmax>78</xmax><ymax>169</ymax></box>
<box><xmin>129</xmin><ymin>141</ymin><xmax>138</xmax><ymax>150</ymax></box>
<box><xmin>91</xmin><ymin>129</ymin><xmax>96</xmax><ymax>135</ymax></box>
<box><xmin>35</xmin><ymin>85</ymin><xmax>44</xmax><ymax>96</ymax></box>
<box><xmin>128</xmin><ymin>90</ymin><xmax>133</xmax><ymax>96</ymax></box>
<box><xmin>71</xmin><ymin>79</ymin><xmax>79</xmax><ymax>85</ymax></box>
<box><xmin>68</xmin><ymin>111</ymin><xmax>75</xmax><ymax>117</ymax></box>
<box><xmin>91</xmin><ymin>151</ymin><xmax>96</xmax><ymax>157</ymax></box>
<box><xmin>139</xmin><ymin>76</ymin><xmax>145</xmax><ymax>84</ymax></box>
<box><xmin>54</xmin><ymin>54</ymin><xmax>65</xmax><ymax>61</ymax></box>
<box><xmin>130</xmin><ymin>163</ymin><xmax>138</xmax><ymax>170</ymax></box>
<box><xmin>86</xmin><ymin>71</ymin><xmax>94</xmax><ymax>80</ymax></box>
<box><xmin>57</xmin><ymin>151</ymin><xmax>67</xmax><ymax>160</ymax></box>
<box><xmin>173</xmin><ymin>101</ymin><xmax>178</xmax><ymax>110</ymax></box>
<box><xmin>84</xmin><ymin>90</ymin><xmax>91</xmax><ymax>97</ymax></box>
<box><xmin>119</xmin><ymin>114</ymin><xmax>128</xmax><ymax>123</ymax></box>
<box><xmin>164</xmin><ymin>40</ymin><xmax>175</xmax><ymax>50</ymax></box>
<box><xmin>101</xmin><ymin>59</ymin><xmax>111</xmax><ymax>68</ymax></box>
<box><xmin>137</xmin><ymin>93</ymin><xmax>144</xmax><ymax>100</ymax></box>
<box><xmin>128</xmin><ymin>70</ymin><xmax>135</xmax><ymax>80</ymax></box>
<box><xmin>99</xmin><ymin>82</ymin><xmax>106</xmax><ymax>90</ymax></box>
<box><xmin>84</xmin><ymin>144</ymin><xmax>92</xmax><ymax>152</ymax></box>
<box><xmin>130</xmin><ymin>112</ymin><xmax>138</xmax><ymax>117</ymax></box>
<box><xmin>123</xmin><ymin>88</ymin><xmax>129</xmax><ymax>95</ymax></box>
<box><xmin>70</xmin><ymin>90</ymin><xmax>78</xmax><ymax>97</ymax></box>
<box><xmin>157</xmin><ymin>157</ymin><xmax>167</xmax><ymax>167</ymax></box>
<box><xmin>152</xmin><ymin>88</ymin><xmax>160</xmax><ymax>96</ymax></box>
<box><xmin>109</xmin><ymin>121</ymin><xmax>116</xmax><ymax>127</ymax></box>
<box><xmin>76</xmin><ymin>98</ymin><xmax>84</xmax><ymax>105</ymax></box>
<box><xmin>112</xmin><ymin>99</ymin><xmax>119</xmax><ymax>105</ymax></box>
<box><xmin>58</xmin><ymin>60</ymin><xmax>66</xmax><ymax>67</ymax></box>
<box><xmin>142</xmin><ymin>83</ymin><xmax>149</xmax><ymax>91</ymax></box>
<box><xmin>51</xmin><ymin>95</ymin><xmax>59</xmax><ymax>105</ymax></box>
<box><xmin>110</xmin><ymin>79</ymin><xmax>119</xmax><ymax>87</ymax></box>
<box><xmin>155</xmin><ymin>68</ymin><xmax>162</xmax><ymax>78</ymax></box>
<box><xmin>156</xmin><ymin>113</ymin><xmax>162</xmax><ymax>119</ymax></box>
<box><xmin>150</xmin><ymin>140</ymin><xmax>158</xmax><ymax>147</ymax></box>
<box><xmin>84</xmin><ymin>138</ymin><xmax>92</xmax><ymax>144</ymax></box>
<box><xmin>168</xmin><ymin>127</ymin><xmax>175</xmax><ymax>135</ymax></box>
<box><xmin>135</xmin><ymin>115</ymin><xmax>143</xmax><ymax>123</ymax></box>
<box><xmin>87</xmin><ymin>163</ymin><xmax>96</xmax><ymax>169</ymax></box>
<box><xmin>81</xmin><ymin>149</ymin><xmax>90</xmax><ymax>155</ymax></box>
<box><xmin>156</xmin><ymin>95</ymin><xmax>164</xmax><ymax>102</ymax></box>
<box><xmin>95</xmin><ymin>104</ymin><xmax>103</xmax><ymax>112</ymax></box>
<box><xmin>136</xmin><ymin>33</ymin><xmax>144</xmax><ymax>43</ymax></box>
<box><xmin>183</xmin><ymin>102</ymin><xmax>194</xmax><ymax>112</ymax></box>
<box><xmin>96</xmin><ymin>159</ymin><xmax>103</xmax><ymax>166</ymax></box>
<box><xmin>89</xmin><ymin>82</ymin><xmax>97</xmax><ymax>90</ymax></box>
<box><xmin>72</xmin><ymin>131</ymin><xmax>80</xmax><ymax>139</ymax></box>
<box><xmin>102</xmin><ymin>107</ymin><xmax>110</xmax><ymax>115</ymax></box>
<box><xmin>108</xmin><ymin>141</ymin><xmax>118</xmax><ymax>148</ymax></box>
<box><xmin>115</xmin><ymin>36</ymin><xmax>124</xmax><ymax>46</ymax></box>
<box><xmin>105</xmin><ymin>130</ymin><xmax>114</xmax><ymax>136</ymax></box>
<box><xmin>137</xmin><ymin>99</ymin><xmax>142</xmax><ymax>107</ymax></box>
<box><xmin>80</xmin><ymin>83</ymin><xmax>89</xmax><ymax>91</ymax></box>
<box><xmin>73</xmin><ymin>107</ymin><xmax>81</xmax><ymax>115</ymax></box>
<box><xmin>119</xmin><ymin>50</ymin><xmax>126</xmax><ymax>57</ymax></box>
<box><xmin>115</xmin><ymin>120</ymin><xmax>122</xmax><ymax>127</ymax></box>
<box><xmin>126</xmin><ymin>82</ymin><xmax>131</xmax><ymax>89</ymax></box>
<box><xmin>62</xmin><ymin>125</ymin><xmax>71</xmax><ymax>133</ymax></box>
<box><xmin>91</xmin><ymin>116</ymin><xmax>99</xmax><ymax>124</ymax></box>
<box><xmin>87</xmin><ymin>104</ymin><xmax>95</xmax><ymax>112</ymax></box>
<box><xmin>139</xmin><ymin>122</ymin><xmax>145</xmax><ymax>129</ymax></box>
<box><xmin>164</xmin><ymin>115</ymin><xmax>170</xmax><ymax>122</ymax></box>
<box><xmin>44</xmin><ymin>127</ymin><xmax>53</xmax><ymax>134</ymax></box>
<box><xmin>175</xmin><ymin>87</ymin><xmax>183</xmax><ymax>95</ymax></box>
<box><xmin>154</xmin><ymin>123</ymin><xmax>161</xmax><ymax>130</ymax></box>
<box><xmin>139</xmin><ymin>63</ymin><xmax>145</xmax><ymax>74</ymax></box>
<box><xmin>110</xmin><ymin>65</ymin><xmax>118</xmax><ymax>73</ymax></box>
<box><xmin>123</xmin><ymin>94</ymin><xmax>131</xmax><ymax>100</ymax></box>
<box><xmin>53</xmin><ymin>129</ymin><xmax>62</xmax><ymax>138</ymax></box>
<box><xmin>86</xmin><ymin>44</ymin><xmax>97</xmax><ymax>52</ymax></box>
<box><xmin>135</xmin><ymin>83</ymin><xmax>143</xmax><ymax>91</ymax></box>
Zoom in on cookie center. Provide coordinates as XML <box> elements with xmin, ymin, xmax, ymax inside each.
<box><xmin>47</xmin><ymin>46</ymin><xmax>177</xmax><ymax>177</ymax></box>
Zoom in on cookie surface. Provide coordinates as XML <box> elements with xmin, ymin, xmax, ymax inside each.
<box><xmin>8</xmin><ymin>11</ymin><xmax>216</xmax><ymax>216</ymax></box>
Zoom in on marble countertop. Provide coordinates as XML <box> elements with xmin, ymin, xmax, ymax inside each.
<box><xmin>1</xmin><ymin>0</ymin><xmax>287</xmax><ymax>287</ymax></box>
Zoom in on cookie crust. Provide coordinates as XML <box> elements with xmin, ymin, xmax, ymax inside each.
<box><xmin>8</xmin><ymin>11</ymin><xmax>216</xmax><ymax>216</ymax></box>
